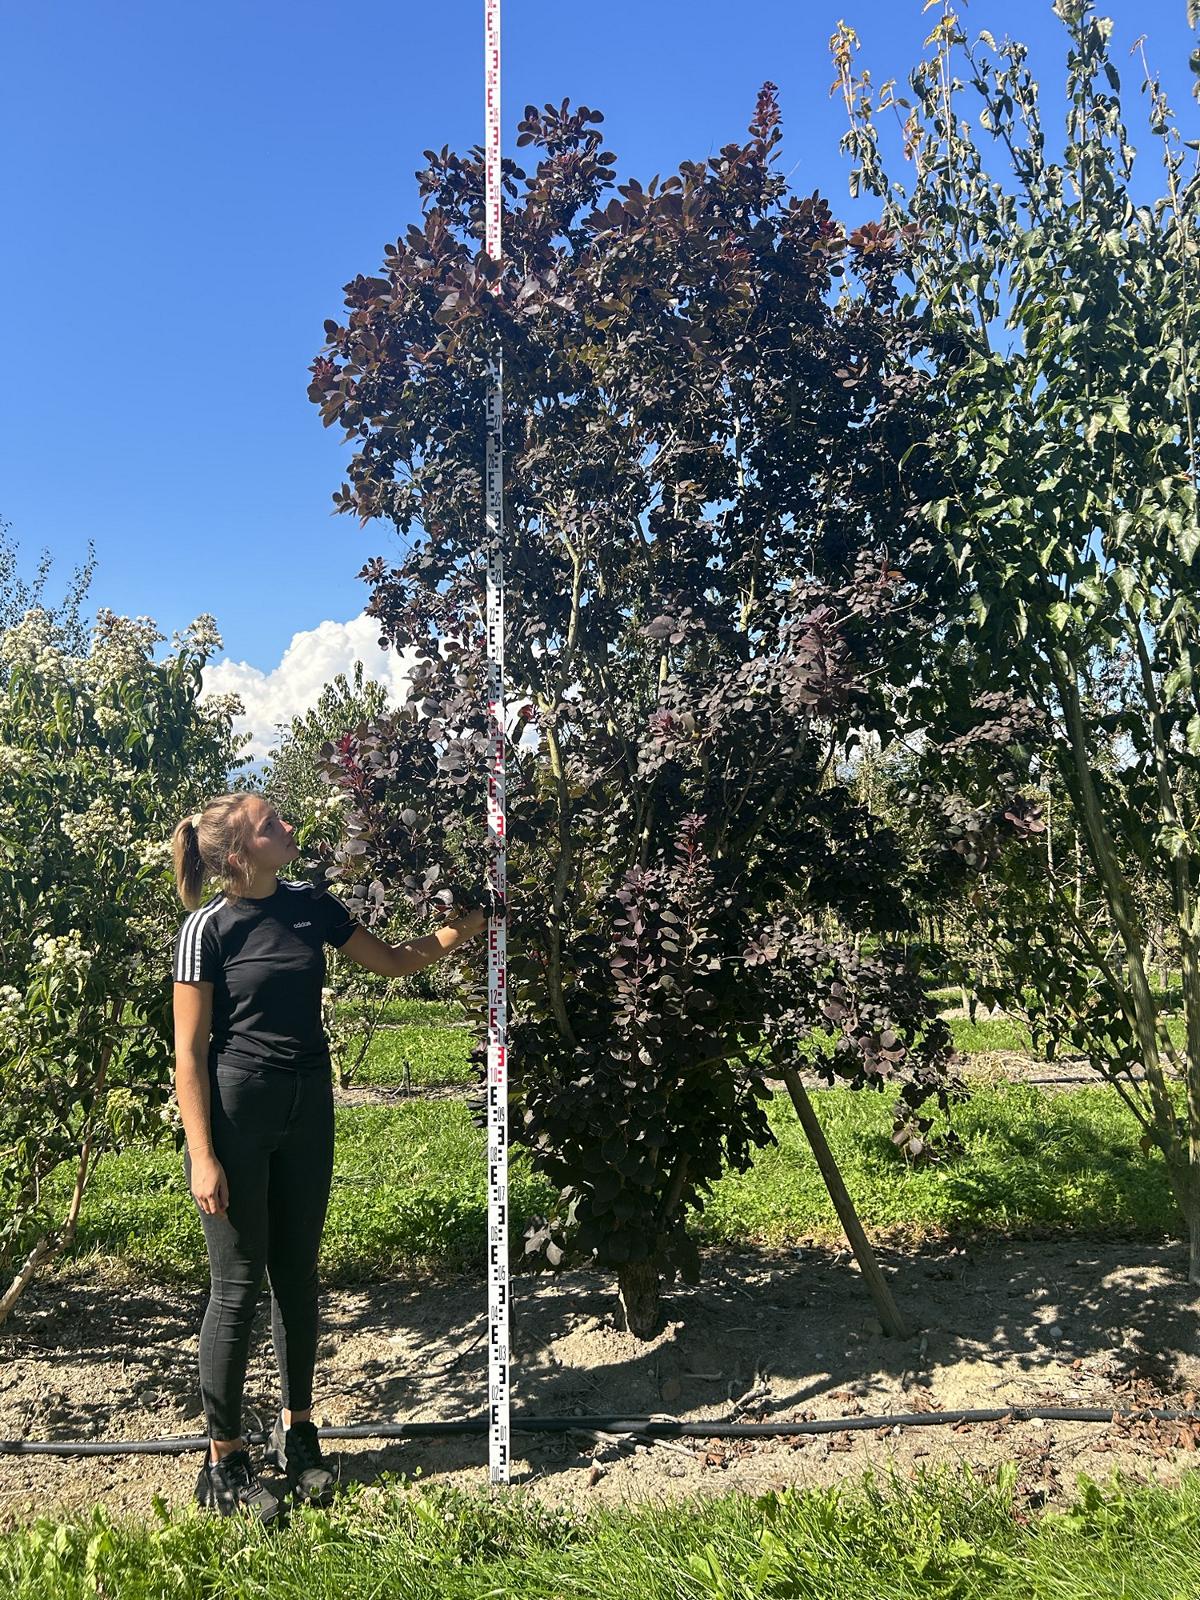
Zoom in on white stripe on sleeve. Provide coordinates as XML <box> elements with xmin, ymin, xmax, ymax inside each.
<box><xmin>175</xmin><ymin>897</ymin><xmax>224</xmax><ymax>983</ymax></box>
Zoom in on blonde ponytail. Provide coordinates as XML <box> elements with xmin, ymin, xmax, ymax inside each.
<box><xmin>172</xmin><ymin>815</ymin><xmax>206</xmax><ymax>911</ymax></box>
<box><xmin>171</xmin><ymin>794</ymin><xmax>258</xmax><ymax>910</ymax></box>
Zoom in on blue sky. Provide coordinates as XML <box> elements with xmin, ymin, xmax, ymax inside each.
<box><xmin>2</xmin><ymin>1</ymin><xmax>1196</xmax><ymax>752</ymax></box>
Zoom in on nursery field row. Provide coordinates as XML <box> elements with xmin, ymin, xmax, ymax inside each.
<box><xmin>335</xmin><ymin>1005</ymin><xmax>1195</xmax><ymax>1092</ymax></box>
<box><xmin>51</xmin><ymin>1079</ymin><xmax>1178</xmax><ymax>1286</ymax></box>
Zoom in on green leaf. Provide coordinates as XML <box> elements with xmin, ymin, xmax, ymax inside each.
<box><xmin>1163</xmin><ymin>666</ymin><xmax>1193</xmax><ymax>699</ymax></box>
<box><xmin>1187</xmin><ymin>714</ymin><xmax>1200</xmax><ymax>756</ymax></box>
<box><xmin>1085</xmin><ymin>399</ymin><xmax>1129</xmax><ymax>445</ymax></box>
<box><xmin>1046</xmin><ymin>601</ymin><xmax>1073</xmax><ymax>633</ymax></box>
<box><xmin>1157</xmin><ymin>824</ymin><xmax>1194</xmax><ymax>860</ymax></box>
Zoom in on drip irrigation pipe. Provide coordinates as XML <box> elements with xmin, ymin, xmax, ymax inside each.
<box><xmin>2</xmin><ymin>1405</ymin><xmax>1196</xmax><ymax>1458</ymax></box>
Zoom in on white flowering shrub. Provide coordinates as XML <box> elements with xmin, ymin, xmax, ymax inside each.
<box><xmin>0</xmin><ymin>606</ymin><xmax>248</xmax><ymax>1318</ymax></box>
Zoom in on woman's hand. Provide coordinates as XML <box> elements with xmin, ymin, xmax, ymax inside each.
<box><xmin>190</xmin><ymin>1153</ymin><xmax>229</xmax><ymax>1217</ymax></box>
<box><xmin>432</xmin><ymin>889</ymin><xmax>506</xmax><ymax>939</ymax></box>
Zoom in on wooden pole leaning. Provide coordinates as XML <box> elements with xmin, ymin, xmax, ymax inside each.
<box><xmin>779</xmin><ymin>1067</ymin><xmax>911</xmax><ymax>1340</ymax></box>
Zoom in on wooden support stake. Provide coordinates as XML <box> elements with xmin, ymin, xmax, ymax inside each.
<box><xmin>780</xmin><ymin>1068</ymin><xmax>911</xmax><ymax>1340</ymax></box>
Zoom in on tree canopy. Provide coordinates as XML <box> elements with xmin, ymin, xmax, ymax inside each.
<box><xmin>305</xmin><ymin>87</ymin><xmax>1043</xmax><ymax>1329</ymax></box>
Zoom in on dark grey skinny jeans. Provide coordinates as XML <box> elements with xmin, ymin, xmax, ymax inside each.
<box><xmin>183</xmin><ymin>1058</ymin><xmax>335</xmax><ymax>1442</ymax></box>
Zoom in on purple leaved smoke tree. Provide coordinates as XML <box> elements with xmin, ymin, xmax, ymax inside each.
<box><xmin>306</xmin><ymin>87</ymin><xmax>1045</xmax><ymax>1335</ymax></box>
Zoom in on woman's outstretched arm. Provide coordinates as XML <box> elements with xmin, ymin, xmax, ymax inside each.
<box><xmin>338</xmin><ymin>909</ymin><xmax>487</xmax><ymax>979</ymax></box>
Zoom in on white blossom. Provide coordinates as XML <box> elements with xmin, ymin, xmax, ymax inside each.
<box><xmin>82</xmin><ymin>611</ymin><xmax>165</xmax><ymax>691</ymax></box>
<box><xmin>58</xmin><ymin>796</ymin><xmax>133</xmax><ymax>851</ymax></box>
<box><xmin>137</xmin><ymin>838</ymin><xmax>175</xmax><ymax>871</ymax></box>
<box><xmin>0</xmin><ymin>609</ymin><xmax>73</xmax><ymax>680</ymax></box>
<box><xmin>172</xmin><ymin>614</ymin><xmax>223</xmax><ymax>659</ymax></box>
<box><xmin>200</xmin><ymin>690</ymin><xmax>247</xmax><ymax>723</ymax></box>
<box><xmin>31</xmin><ymin>929</ymin><xmax>94</xmax><ymax>974</ymax></box>
<box><xmin>0</xmin><ymin>744</ymin><xmax>35</xmax><ymax>775</ymax></box>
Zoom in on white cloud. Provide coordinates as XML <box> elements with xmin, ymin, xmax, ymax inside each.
<box><xmin>202</xmin><ymin>613</ymin><xmax>419</xmax><ymax>762</ymax></box>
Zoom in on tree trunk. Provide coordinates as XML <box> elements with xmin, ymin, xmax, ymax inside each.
<box><xmin>0</xmin><ymin>1232</ymin><xmax>58</xmax><ymax>1325</ymax></box>
<box><xmin>0</xmin><ymin>1107</ymin><xmax>100</xmax><ymax>1325</ymax></box>
<box><xmin>0</xmin><ymin>998</ymin><xmax>120</xmax><ymax>1325</ymax></box>
<box><xmin>1158</xmin><ymin>1155</ymin><xmax>1200</xmax><ymax>1288</ymax></box>
<box><xmin>1169</xmin><ymin>1167</ymin><xmax>1200</xmax><ymax>1288</ymax></box>
<box><xmin>617</xmin><ymin>1260</ymin><xmax>662</xmax><ymax>1339</ymax></box>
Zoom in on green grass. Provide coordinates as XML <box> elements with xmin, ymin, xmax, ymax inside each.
<box><xmin>347</xmin><ymin>1023</ymin><xmax>474</xmax><ymax>1088</ymax></box>
<box><xmin>57</xmin><ymin>1103</ymin><xmax>557</xmax><ymax>1285</ymax></box>
<box><xmin>948</xmin><ymin>1014</ymin><xmax>1034</xmax><ymax>1053</ymax></box>
<box><xmin>52</xmin><ymin>1080</ymin><xmax>1174</xmax><ymax>1288</ymax></box>
<box><xmin>927</xmin><ymin>975</ymin><xmax>1185</xmax><ymax>1008</ymax></box>
<box><xmin>336</xmin><ymin>995</ymin><xmax>463</xmax><ymax>1028</ymax></box>
<box><xmin>944</xmin><ymin>1013</ymin><xmax>1190</xmax><ymax>1056</ymax></box>
<box><xmin>703</xmin><ymin>1082</ymin><xmax>1175</xmax><ymax>1247</ymax></box>
<box><xmin>5</xmin><ymin>1467</ymin><xmax>1200</xmax><ymax>1597</ymax></box>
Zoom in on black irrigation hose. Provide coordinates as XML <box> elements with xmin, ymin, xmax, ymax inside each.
<box><xmin>3</xmin><ymin>1406</ymin><xmax>1198</xmax><ymax>1458</ymax></box>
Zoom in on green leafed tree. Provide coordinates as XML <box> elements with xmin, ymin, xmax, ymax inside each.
<box><xmin>260</xmin><ymin>660</ymin><xmax>392</xmax><ymax>838</ymax></box>
<box><xmin>836</xmin><ymin>0</ymin><xmax>1200</xmax><ymax>1276</ymax></box>
<box><xmin>0</xmin><ymin>608</ymin><xmax>246</xmax><ymax>1319</ymax></box>
<box><xmin>0</xmin><ymin>520</ymin><xmax>97</xmax><ymax>655</ymax></box>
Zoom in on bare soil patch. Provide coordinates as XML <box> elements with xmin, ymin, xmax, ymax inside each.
<box><xmin>334</xmin><ymin>1081</ymin><xmax>469</xmax><ymax>1107</ymax></box>
<box><xmin>957</xmin><ymin>1050</ymin><xmax>1146</xmax><ymax>1092</ymax></box>
<box><xmin>336</xmin><ymin>1052</ymin><xmax>1106</xmax><ymax>1109</ymax></box>
<box><xmin>2</xmin><ymin>1238</ymin><xmax>1198</xmax><ymax>1528</ymax></box>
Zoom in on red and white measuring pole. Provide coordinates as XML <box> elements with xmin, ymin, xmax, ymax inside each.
<box><xmin>483</xmin><ymin>0</ymin><xmax>510</xmax><ymax>1488</ymax></box>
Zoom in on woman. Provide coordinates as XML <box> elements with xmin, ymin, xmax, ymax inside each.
<box><xmin>172</xmin><ymin>791</ymin><xmax>488</xmax><ymax>1523</ymax></box>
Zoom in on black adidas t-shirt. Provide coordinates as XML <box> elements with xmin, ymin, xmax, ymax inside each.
<box><xmin>172</xmin><ymin>879</ymin><xmax>361</xmax><ymax>1073</ymax></box>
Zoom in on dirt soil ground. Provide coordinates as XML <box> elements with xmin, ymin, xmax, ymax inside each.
<box><xmin>2</xmin><ymin>1238</ymin><xmax>1199</xmax><ymax>1528</ymax></box>
<box><xmin>335</xmin><ymin>1045</ymin><xmax>1123</xmax><ymax>1109</ymax></box>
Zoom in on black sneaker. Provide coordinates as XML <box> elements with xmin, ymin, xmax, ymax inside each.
<box><xmin>265</xmin><ymin>1413</ymin><xmax>335</xmax><ymax>1506</ymax></box>
<box><xmin>194</xmin><ymin>1447</ymin><xmax>282</xmax><ymax>1524</ymax></box>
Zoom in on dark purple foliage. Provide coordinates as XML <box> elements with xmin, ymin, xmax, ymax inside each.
<box><xmin>305</xmin><ymin>89</ymin><xmax>1046</xmax><ymax>1313</ymax></box>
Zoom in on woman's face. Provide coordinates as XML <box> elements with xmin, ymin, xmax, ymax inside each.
<box><xmin>241</xmin><ymin>800</ymin><xmax>300</xmax><ymax>873</ymax></box>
